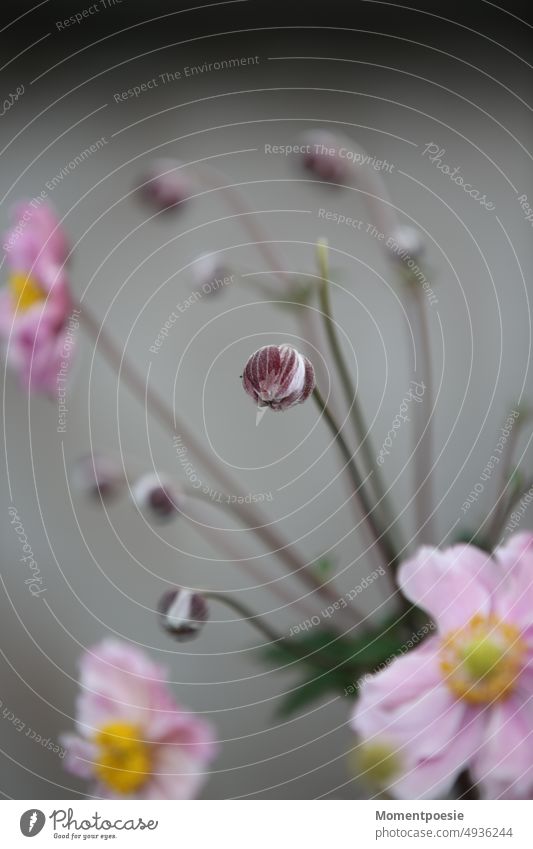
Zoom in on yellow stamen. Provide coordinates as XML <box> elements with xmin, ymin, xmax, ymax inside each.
<box><xmin>94</xmin><ymin>722</ymin><xmax>151</xmax><ymax>795</ymax></box>
<box><xmin>9</xmin><ymin>272</ymin><xmax>46</xmax><ymax>312</ymax></box>
<box><xmin>440</xmin><ymin>614</ymin><xmax>525</xmax><ymax>704</ymax></box>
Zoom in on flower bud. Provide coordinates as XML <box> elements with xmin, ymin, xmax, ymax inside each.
<box><xmin>387</xmin><ymin>225</ymin><xmax>425</xmax><ymax>262</ymax></box>
<box><xmin>242</xmin><ymin>345</ymin><xmax>315</xmax><ymax>411</ymax></box>
<box><xmin>300</xmin><ymin>130</ymin><xmax>351</xmax><ymax>184</ymax></box>
<box><xmin>350</xmin><ymin>740</ymin><xmax>402</xmax><ymax>788</ymax></box>
<box><xmin>192</xmin><ymin>253</ymin><xmax>231</xmax><ymax>297</ymax></box>
<box><xmin>158</xmin><ymin>588</ymin><xmax>209</xmax><ymax>640</ymax></box>
<box><xmin>137</xmin><ymin>158</ymin><xmax>193</xmax><ymax>213</ymax></box>
<box><xmin>132</xmin><ymin>473</ymin><xmax>184</xmax><ymax>521</ymax></box>
<box><xmin>71</xmin><ymin>454</ymin><xmax>124</xmax><ymax>500</ymax></box>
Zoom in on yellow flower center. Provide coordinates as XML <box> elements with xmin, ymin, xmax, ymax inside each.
<box><xmin>440</xmin><ymin>614</ymin><xmax>525</xmax><ymax>704</ymax></box>
<box><xmin>9</xmin><ymin>272</ymin><xmax>46</xmax><ymax>312</ymax></box>
<box><xmin>94</xmin><ymin>722</ymin><xmax>152</xmax><ymax>795</ymax></box>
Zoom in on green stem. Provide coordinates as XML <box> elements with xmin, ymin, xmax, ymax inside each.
<box><xmin>405</xmin><ymin>282</ymin><xmax>435</xmax><ymax>544</ymax></box>
<box><xmin>316</xmin><ymin>241</ymin><xmax>404</xmax><ymax>557</ymax></box>
<box><xmin>312</xmin><ymin>385</ymin><xmax>399</xmax><ymax>576</ymax></box>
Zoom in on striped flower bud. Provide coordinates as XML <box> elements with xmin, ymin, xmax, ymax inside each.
<box><xmin>158</xmin><ymin>588</ymin><xmax>209</xmax><ymax>641</ymax></box>
<box><xmin>242</xmin><ymin>345</ymin><xmax>315</xmax><ymax>411</ymax></box>
<box><xmin>137</xmin><ymin>158</ymin><xmax>193</xmax><ymax>213</ymax></box>
<box><xmin>132</xmin><ymin>473</ymin><xmax>184</xmax><ymax>522</ymax></box>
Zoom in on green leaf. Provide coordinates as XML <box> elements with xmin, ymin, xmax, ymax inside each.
<box><xmin>260</xmin><ymin>615</ymin><xmax>434</xmax><ymax>718</ymax></box>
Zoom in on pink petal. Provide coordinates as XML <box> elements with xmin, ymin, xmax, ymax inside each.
<box><xmin>353</xmin><ymin>645</ymin><xmax>466</xmax><ymax>762</ymax></box>
<box><xmin>493</xmin><ymin>534</ymin><xmax>533</xmax><ymax>626</ymax></box>
<box><xmin>391</xmin><ymin>708</ymin><xmax>486</xmax><ymax>799</ymax></box>
<box><xmin>60</xmin><ymin>733</ymin><xmax>98</xmax><ymax>780</ymax></box>
<box><xmin>471</xmin><ymin>697</ymin><xmax>533</xmax><ymax>798</ymax></box>
<box><xmin>398</xmin><ymin>545</ymin><xmax>494</xmax><ymax>631</ymax></box>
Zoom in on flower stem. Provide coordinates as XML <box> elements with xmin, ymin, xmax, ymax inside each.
<box><xmin>77</xmin><ymin>300</ymin><xmax>344</xmax><ymax>607</ymax></box>
<box><xmin>203</xmin><ymin>591</ymin><xmax>360</xmax><ymax>674</ymax></box>
<box><xmin>405</xmin><ymin>283</ymin><xmax>435</xmax><ymax>544</ymax></box>
<box><xmin>312</xmin><ymin>385</ymin><xmax>400</xmax><ymax>576</ymax></box>
<box><xmin>316</xmin><ymin>240</ymin><xmax>405</xmax><ymax>558</ymax></box>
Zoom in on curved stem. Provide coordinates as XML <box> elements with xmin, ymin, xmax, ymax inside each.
<box><xmin>78</xmin><ymin>300</ymin><xmax>341</xmax><ymax>606</ymax></box>
<box><xmin>312</xmin><ymin>385</ymin><xmax>399</xmax><ymax>576</ymax></box>
<box><xmin>203</xmin><ymin>591</ymin><xmax>360</xmax><ymax>675</ymax></box>
<box><xmin>203</xmin><ymin>591</ymin><xmax>290</xmax><ymax>645</ymax></box>
<box><xmin>316</xmin><ymin>241</ymin><xmax>405</xmax><ymax>556</ymax></box>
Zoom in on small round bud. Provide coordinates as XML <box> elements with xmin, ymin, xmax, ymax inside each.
<box><xmin>71</xmin><ymin>454</ymin><xmax>124</xmax><ymax>501</ymax></box>
<box><xmin>350</xmin><ymin>740</ymin><xmax>403</xmax><ymax>788</ymax></box>
<box><xmin>158</xmin><ymin>588</ymin><xmax>209</xmax><ymax>641</ymax></box>
<box><xmin>300</xmin><ymin>130</ymin><xmax>351</xmax><ymax>184</ymax></box>
<box><xmin>132</xmin><ymin>473</ymin><xmax>184</xmax><ymax>522</ymax></box>
<box><xmin>192</xmin><ymin>253</ymin><xmax>231</xmax><ymax>297</ymax></box>
<box><xmin>387</xmin><ymin>225</ymin><xmax>425</xmax><ymax>262</ymax></box>
<box><xmin>137</xmin><ymin>158</ymin><xmax>193</xmax><ymax>213</ymax></box>
<box><xmin>242</xmin><ymin>344</ymin><xmax>315</xmax><ymax>411</ymax></box>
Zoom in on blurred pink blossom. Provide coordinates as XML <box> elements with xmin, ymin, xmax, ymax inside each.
<box><xmin>0</xmin><ymin>201</ymin><xmax>73</xmax><ymax>393</ymax></box>
<box><xmin>352</xmin><ymin>534</ymin><xmax>533</xmax><ymax>799</ymax></box>
<box><xmin>137</xmin><ymin>158</ymin><xmax>193</xmax><ymax>212</ymax></box>
<box><xmin>61</xmin><ymin>638</ymin><xmax>217</xmax><ymax>799</ymax></box>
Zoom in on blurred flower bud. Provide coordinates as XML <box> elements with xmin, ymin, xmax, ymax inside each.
<box><xmin>158</xmin><ymin>588</ymin><xmax>209</xmax><ymax>640</ymax></box>
<box><xmin>71</xmin><ymin>454</ymin><xmax>124</xmax><ymax>500</ymax></box>
<box><xmin>300</xmin><ymin>130</ymin><xmax>350</xmax><ymax>184</ymax></box>
<box><xmin>242</xmin><ymin>344</ymin><xmax>315</xmax><ymax>411</ymax></box>
<box><xmin>192</xmin><ymin>252</ymin><xmax>231</xmax><ymax>297</ymax></box>
<box><xmin>350</xmin><ymin>740</ymin><xmax>402</xmax><ymax>788</ymax></box>
<box><xmin>137</xmin><ymin>158</ymin><xmax>193</xmax><ymax>213</ymax></box>
<box><xmin>387</xmin><ymin>225</ymin><xmax>425</xmax><ymax>262</ymax></box>
<box><xmin>132</xmin><ymin>473</ymin><xmax>184</xmax><ymax>521</ymax></box>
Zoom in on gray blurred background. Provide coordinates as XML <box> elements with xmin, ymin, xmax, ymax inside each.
<box><xmin>0</xmin><ymin>0</ymin><xmax>532</xmax><ymax>799</ymax></box>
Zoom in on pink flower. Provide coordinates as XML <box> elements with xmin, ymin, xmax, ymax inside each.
<box><xmin>0</xmin><ymin>201</ymin><xmax>73</xmax><ymax>393</ymax></box>
<box><xmin>351</xmin><ymin>534</ymin><xmax>533</xmax><ymax>799</ymax></box>
<box><xmin>242</xmin><ymin>344</ymin><xmax>315</xmax><ymax>411</ymax></box>
<box><xmin>61</xmin><ymin>639</ymin><xmax>217</xmax><ymax>799</ymax></box>
<box><xmin>4</xmin><ymin>200</ymin><xmax>69</xmax><ymax>268</ymax></box>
